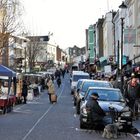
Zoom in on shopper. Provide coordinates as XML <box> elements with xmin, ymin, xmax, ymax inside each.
<box><xmin>22</xmin><ymin>80</ymin><xmax>28</xmax><ymax>104</ymax></box>
<box><xmin>47</xmin><ymin>78</ymin><xmax>55</xmax><ymax>103</ymax></box>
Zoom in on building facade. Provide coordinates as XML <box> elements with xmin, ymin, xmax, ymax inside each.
<box><xmin>103</xmin><ymin>12</ymin><xmax>115</xmax><ymax>58</ymax></box>
<box><xmin>88</xmin><ymin>24</ymin><xmax>96</xmax><ymax>63</ymax></box>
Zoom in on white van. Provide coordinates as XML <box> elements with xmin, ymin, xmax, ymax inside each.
<box><xmin>71</xmin><ymin>71</ymin><xmax>90</xmax><ymax>94</ymax></box>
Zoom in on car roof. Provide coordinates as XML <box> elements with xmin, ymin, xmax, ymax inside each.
<box><xmin>77</xmin><ymin>79</ymin><xmax>88</xmax><ymax>82</ymax></box>
<box><xmin>72</xmin><ymin>71</ymin><xmax>89</xmax><ymax>76</ymax></box>
<box><xmin>87</xmin><ymin>87</ymin><xmax>120</xmax><ymax>91</ymax></box>
<box><xmin>82</xmin><ymin>79</ymin><xmax>110</xmax><ymax>83</ymax></box>
<box><xmin>72</xmin><ymin>71</ymin><xmax>84</xmax><ymax>74</ymax></box>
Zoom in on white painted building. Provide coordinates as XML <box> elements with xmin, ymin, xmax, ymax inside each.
<box><xmin>123</xmin><ymin>0</ymin><xmax>136</xmax><ymax>61</ymax></box>
<box><xmin>115</xmin><ymin>0</ymin><xmax>140</xmax><ymax>63</ymax></box>
<box><xmin>102</xmin><ymin>12</ymin><xmax>114</xmax><ymax>58</ymax></box>
<box><xmin>37</xmin><ymin>42</ymin><xmax>57</xmax><ymax>64</ymax></box>
<box><xmin>113</xmin><ymin>10</ymin><xmax>120</xmax><ymax>62</ymax></box>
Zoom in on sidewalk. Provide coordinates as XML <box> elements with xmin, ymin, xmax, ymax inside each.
<box><xmin>133</xmin><ymin>120</ymin><xmax>140</xmax><ymax>131</ymax></box>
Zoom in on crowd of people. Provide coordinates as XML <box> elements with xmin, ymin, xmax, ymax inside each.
<box><xmin>21</xmin><ymin>68</ymin><xmax>68</xmax><ymax>104</ymax></box>
<box><xmin>89</xmin><ymin>71</ymin><xmax>140</xmax><ymax>120</ymax></box>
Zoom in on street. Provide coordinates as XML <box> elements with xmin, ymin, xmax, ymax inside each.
<box><xmin>0</xmin><ymin>74</ymin><xmax>139</xmax><ymax>140</ymax></box>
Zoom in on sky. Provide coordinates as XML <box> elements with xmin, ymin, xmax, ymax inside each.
<box><xmin>21</xmin><ymin>0</ymin><xmax>123</xmax><ymax>49</ymax></box>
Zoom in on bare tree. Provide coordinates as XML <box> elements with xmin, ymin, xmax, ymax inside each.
<box><xmin>26</xmin><ymin>36</ymin><xmax>46</xmax><ymax>72</ymax></box>
<box><xmin>0</xmin><ymin>0</ymin><xmax>23</xmax><ymax>65</ymax></box>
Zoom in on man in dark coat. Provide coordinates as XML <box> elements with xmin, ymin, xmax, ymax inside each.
<box><xmin>22</xmin><ymin>80</ymin><xmax>28</xmax><ymax>104</ymax></box>
<box><xmin>125</xmin><ymin>77</ymin><xmax>140</xmax><ymax>118</ymax></box>
<box><xmin>86</xmin><ymin>92</ymin><xmax>106</xmax><ymax>130</ymax></box>
<box><xmin>86</xmin><ymin>92</ymin><xmax>105</xmax><ymax>122</ymax></box>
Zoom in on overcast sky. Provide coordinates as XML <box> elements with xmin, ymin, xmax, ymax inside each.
<box><xmin>21</xmin><ymin>0</ymin><xmax>123</xmax><ymax>49</ymax></box>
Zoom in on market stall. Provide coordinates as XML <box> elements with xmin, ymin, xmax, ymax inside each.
<box><xmin>0</xmin><ymin>65</ymin><xmax>16</xmax><ymax>114</ymax></box>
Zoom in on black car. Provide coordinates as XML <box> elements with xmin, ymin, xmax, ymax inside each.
<box><xmin>79</xmin><ymin>87</ymin><xmax>132</xmax><ymax>129</ymax></box>
<box><xmin>75</xmin><ymin>80</ymin><xmax>113</xmax><ymax>114</ymax></box>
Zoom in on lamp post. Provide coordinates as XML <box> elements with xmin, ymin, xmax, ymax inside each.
<box><xmin>119</xmin><ymin>1</ymin><xmax>127</xmax><ymax>93</ymax></box>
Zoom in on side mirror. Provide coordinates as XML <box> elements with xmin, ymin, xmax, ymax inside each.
<box><xmin>81</xmin><ymin>97</ymin><xmax>85</xmax><ymax>101</ymax></box>
<box><xmin>77</xmin><ymin>89</ymin><xmax>80</xmax><ymax>93</ymax></box>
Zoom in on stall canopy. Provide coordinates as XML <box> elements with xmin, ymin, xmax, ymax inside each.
<box><xmin>0</xmin><ymin>65</ymin><xmax>16</xmax><ymax>77</ymax></box>
<box><xmin>0</xmin><ymin>65</ymin><xmax>16</xmax><ymax>95</ymax></box>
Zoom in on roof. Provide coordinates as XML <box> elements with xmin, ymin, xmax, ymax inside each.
<box><xmin>82</xmin><ymin>79</ymin><xmax>111</xmax><ymax>83</ymax></box>
<box><xmin>72</xmin><ymin>71</ymin><xmax>89</xmax><ymax>76</ymax></box>
<box><xmin>88</xmin><ymin>87</ymin><xmax>120</xmax><ymax>91</ymax></box>
<box><xmin>77</xmin><ymin>79</ymin><xmax>88</xmax><ymax>82</ymax></box>
<box><xmin>0</xmin><ymin>65</ymin><xmax>16</xmax><ymax>77</ymax></box>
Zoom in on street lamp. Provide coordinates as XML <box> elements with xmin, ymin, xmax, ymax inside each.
<box><xmin>119</xmin><ymin>1</ymin><xmax>127</xmax><ymax>93</ymax></box>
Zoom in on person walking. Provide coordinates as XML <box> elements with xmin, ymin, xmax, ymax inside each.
<box><xmin>22</xmin><ymin>80</ymin><xmax>28</xmax><ymax>104</ymax></box>
<box><xmin>47</xmin><ymin>78</ymin><xmax>55</xmax><ymax>104</ymax></box>
<box><xmin>57</xmin><ymin>77</ymin><xmax>61</xmax><ymax>88</ymax></box>
<box><xmin>125</xmin><ymin>76</ymin><xmax>140</xmax><ymax>119</ymax></box>
<box><xmin>62</xmin><ymin>69</ymin><xmax>65</xmax><ymax>78</ymax></box>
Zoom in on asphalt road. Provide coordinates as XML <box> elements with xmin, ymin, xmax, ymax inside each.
<box><xmin>0</xmin><ymin>74</ymin><xmax>139</xmax><ymax>140</ymax></box>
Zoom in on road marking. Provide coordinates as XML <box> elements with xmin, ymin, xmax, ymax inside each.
<box><xmin>128</xmin><ymin>133</ymin><xmax>138</xmax><ymax>140</ymax></box>
<box><xmin>27</xmin><ymin>101</ymin><xmax>43</xmax><ymax>104</ymax></box>
<box><xmin>13</xmin><ymin>110</ymin><xmax>32</xmax><ymax>114</ymax></box>
<box><xmin>22</xmin><ymin>104</ymin><xmax>53</xmax><ymax>140</ymax></box>
<box><xmin>75</xmin><ymin>128</ymin><xmax>94</xmax><ymax>132</ymax></box>
<box><xmin>22</xmin><ymin>79</ymin><xmax>65</xmax><ymax>140</ymax></box>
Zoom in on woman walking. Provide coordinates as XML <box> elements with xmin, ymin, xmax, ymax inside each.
<box><xmin>47</xmin><ymin>77</ymin><xmax>56</xmax><ymax>104</ymax></box>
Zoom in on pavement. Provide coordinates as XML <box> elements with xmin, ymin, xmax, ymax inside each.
<box><xmin>134</xmin><ymin>119</ymin><xmax>140</xmax><ymax>131</ymax></box>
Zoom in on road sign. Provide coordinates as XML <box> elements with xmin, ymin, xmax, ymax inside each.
<box><xmin>124</xmin><ymin>29</ymin><xmax>136</xmax><ymax>44</ymax></box>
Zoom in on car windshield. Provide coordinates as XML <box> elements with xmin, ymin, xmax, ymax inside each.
<box><xmin>73</xmin><ymin>75</ymin><xmax>89</xmax><ymax>82</ymax></box>
<box><xmin>85</xmin><ymin>89</ymin><xmax>124</xmax><ymax>102</ymax></box>
<box><xmin>77</xmin><ymin>81</ymin><xmax>83</xmax><ymax>89</ymax></box>
<box><xmin>81</xmin><ymin>81</ymin><xmax>112</xmax><ymax>92</ymax></box>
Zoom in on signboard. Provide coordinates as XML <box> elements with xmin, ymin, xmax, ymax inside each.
<box><xmin>124</xmin><ymin>29</ymin><xmax>136</xmax><ymax>44</ymax></box>
<box><xmin>104</xmin><ymin>65</ymin><xmax>111</xmax><ymax>74</ymax></box>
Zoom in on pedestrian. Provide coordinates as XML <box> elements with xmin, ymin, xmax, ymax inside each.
<box><xmin>47</xmin><ymin>77</ymin><xmax>55</xmax><ymax>104</ymax></box>
<box><xmin>125</xmin><ymin>75</ymin><xmax>140</xmax><ymax>119</ymax></box>
<box><xmin>32</xmin><ymin>80</ymin><xmax>39</xmax><ymax>97</ymax></box>
<box><xmin>57</xmin><ymin>77</ymin><xmax>61</xmax><ymax>88</ymax></box>
<box><xmin>40</xmin><ymin>77</ymin><xmax>45</xmax><ymax>90</ymax></box>
<box><xmin>86</xmin><ymin>92</ymin><xmax>106</xmax><ymax>129</ymax></box>
<box><xmin>55</xmin><ymin>69</ymin><xmax>61</xmax><ymax>79</ymax></box>
<box><xmin>22</xmin><ymin>80</ymin><xmax>28</xmax><ymax>104</ymax></box>
<box><xmin>62</xmin><ymin>69</ymin><xmax>65</xmax><ymax>78</ymax></box>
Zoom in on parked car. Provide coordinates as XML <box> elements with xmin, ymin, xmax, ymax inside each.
<box><xmin>71</xmin><ymin>71</ymin><xmax>90</xmax><ymax>95</ymax></box>
<box><xmin>73</xmin><ymin>79</ymin><xmax>86</xmax><ymax>106</ymax></box>
<box><xmin>79</xmin><ymin>87</ymin><xmax>132</xmax><ymax>129</ymax></box>
<box><xmin>75</xmin><ymin>79</ymin><xmax>113</xmax><ymax>114</ymax></box>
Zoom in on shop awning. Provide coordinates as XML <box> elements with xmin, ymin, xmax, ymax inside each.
<box><xmin>99</xmin><ymin>57</ymin><xmax>107</xmax><ymax>67</ymax></box>
<box><xmin>0</xmin><ymin>65</ymin><xmax>16</xmax><ymax>77</ymax></box>
<box><xmin>99</xmin><ymin>56</ymin><xmax>107</xmax><ymax>63</ymax></box>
